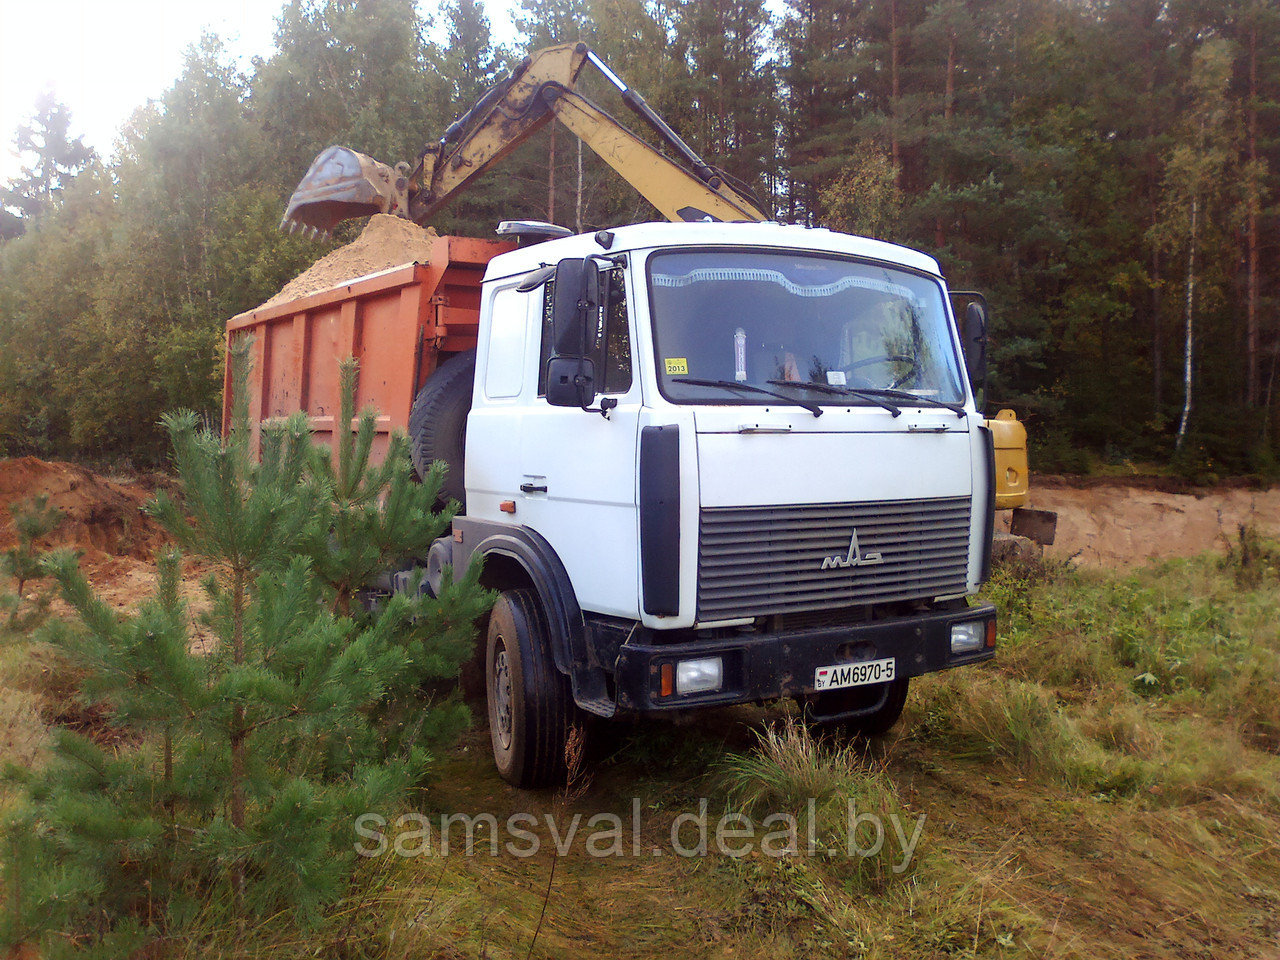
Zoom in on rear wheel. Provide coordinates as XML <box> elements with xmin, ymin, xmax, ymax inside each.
<box><xmin>409</xmin><ymin>350</ymin><xmax>475</xmax><ymax>509</ymax></box>
<box><xmin>804</xmin><ymin>677</ymin><xmax>910</xmax><ymax>739</ymax></box>
<box><xmin>486</xmin><ymin>589</ymin><xmax>576</xmax><ymax>788</ymax></box>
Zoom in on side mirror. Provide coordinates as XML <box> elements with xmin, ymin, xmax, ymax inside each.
<box><xmin>546</xmin><ymin>356</ymin><xmax>597</xmax><ymax>408</ymax></box>
<box><xmin>962</xmin><ymin>300</ymin><xmax>988</xmax><ymax>409</ymax></box>
<box><xmin>551</xmin><ymin>258</ymin><xmax>601</xmax><ymax>357</ymax></box>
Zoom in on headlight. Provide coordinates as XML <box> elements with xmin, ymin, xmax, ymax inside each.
<box><xmin>675</xmin><ymin>657</ymin><xmax>723</xmax><ymax>695</ymax></box>
<box><xmin>950</xmin><ymin>621</ymin><xmax>986</xmax><ymax>654</ymax></box>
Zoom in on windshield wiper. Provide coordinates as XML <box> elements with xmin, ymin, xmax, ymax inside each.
<box><xmin>766</xmin><ymin>380</ymin><xmax>902</xmax><ymax>417</ymax></box>
<box><xmin>849</xmin><ymin>387</ymin><xmax>967</xmax><ymax>418</ymax></box>
<box><xmin>671</xmin><ymin>378</ymin><xmax>823</xmax><ymax>417</ymax></box>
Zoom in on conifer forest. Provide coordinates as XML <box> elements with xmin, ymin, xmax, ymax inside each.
<box><xmin>1</xmin><ymin>0</ymin><xmax>1279</xmax><ymax>475</ymax></box>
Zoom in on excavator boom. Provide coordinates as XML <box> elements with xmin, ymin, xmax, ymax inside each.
<box><xmin>282</xmin><ymin>43</ymin><xmax>767</xmax><ymax>236</ymax></box>
<box><xmin>545</xmin><ymin>84</ymin><xmax>766</xmax><ymax>223</ymax></box>
<box><xmin>278</xmin><ymin>44</ymin><xmax>1037</xmax><ymax>519</ymax></box>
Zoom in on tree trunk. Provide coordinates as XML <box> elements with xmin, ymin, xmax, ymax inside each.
<box><xmin>944</xmin><ymin>33</ymin><xmax>956</xmax><ymax>121</ymax></box>
<box><xmin>1265</xmin><ymin>341</ymin><xmax>1278</xmax><ymax>443</ymax></box>
<box><xmin>576</xmin><ymin>138</ymin><xmax>584</xmax><ymax>234</ymax></box>
<box><xmin>164</xmin><ymin>726</ymin><xmax>173</xmax><ymax>816</ymax></box>
<box><xmin>229</xmin><ymin>565</ymin><xmax>247</xmax><ymax>907</ymax></box>
<box><xmin>1247</xmin><ymin>190</ymin><xmax>1259</xmax><ymax>409</ymax></box>
<box><xmin>1152</xmin><ymin>243</ymin><xmax>1162</xmax><ymax>416</ymax></box>
<box><xmin>1144</xmin><ymin>24</ymin><xmax>1162</xmax><ymax>419</ymax></box>
<box><xmin>547</xmin><ymin>124</ymin><xmax>557</xmax><ymax>223</ymax></box>
<box><xmin>1176</xmin><ymin>197</ymin><xmax>1198</xmax><ymax>451</ymax></box>
<box><xmin>890</xmin><ymin>0</ymin><xmax>901</xmax><ymax>180</ymax></box>
<box><xmin>936</xmin><ymin>31</ymin><xmax>956</xmax><ymax>249</ymax></box>
<box><xmin>1246</xmin><ymin>25</ymin><xmax>1260</xmax><ymax>408</ymax></box>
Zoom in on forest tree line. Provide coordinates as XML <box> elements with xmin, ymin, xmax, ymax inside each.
<box><xmin>0</xmin><ymin>0</ymin><xmax>1277</xmax><ymax>475</ymax></box>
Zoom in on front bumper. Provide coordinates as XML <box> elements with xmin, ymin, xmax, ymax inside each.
<box><xmin>613</xmin><ymin>603</ymin><xmax>995</xmax><ymax>714</ymax></box>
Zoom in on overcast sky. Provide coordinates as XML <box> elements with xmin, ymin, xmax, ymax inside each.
<box><xmin>0</xmin><ymin>0</ymin><xmax>522</xmax><ymax>182</ymax></box>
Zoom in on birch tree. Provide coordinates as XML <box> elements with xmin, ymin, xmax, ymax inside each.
<box><xmin>1150</xmin><ymin>39</ymin><xmax>1234</xmax><ymax>451</ymax></box>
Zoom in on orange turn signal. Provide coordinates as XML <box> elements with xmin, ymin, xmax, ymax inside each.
<box><xmin>499</xmin><ymin>500</ymin><xmax>516</xmax><ymax>514</ymax></box>
<box><xmin>659</xmin><ymin>663</ymin><xmax>674</xmax><ymax>698</ymax></box>
<box><xmin>986</xmin><ymin>619</ymin><xmax>997</xmax><ymax>648</ymax></box>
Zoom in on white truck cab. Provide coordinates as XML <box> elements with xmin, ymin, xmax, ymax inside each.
<box><xmin>442</xmin><ymin>221</ymin><xmax>997</xmax><ymax>787</ymax></box>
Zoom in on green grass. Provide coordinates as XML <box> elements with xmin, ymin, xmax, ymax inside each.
<box><xmin>5</xmin><ymin>545</ymin><xmax>1280</xmax><ymax>958</ymax></box>
<box><xmin>0</xmin><ymin>618</ymin><xmax>61</xmax><ymax>783</ymax></box>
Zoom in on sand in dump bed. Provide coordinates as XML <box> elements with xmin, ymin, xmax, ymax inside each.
<box><xmin>260</xmin><ymin>214</ymin><xmax>440</xmax><ymax>308</ymax></box>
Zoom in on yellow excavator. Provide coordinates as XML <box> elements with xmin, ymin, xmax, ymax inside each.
<box><xmin>282</xmin><ymin>42</ymin><xmax>1041</xmax><ymax>523</ymax></box>
<box><xmin>281</xmin><ymin>42</ymin><xmax>767</xmax><ymax>237</ymax></box>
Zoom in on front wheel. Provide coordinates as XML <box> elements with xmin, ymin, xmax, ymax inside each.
<box><xmin>804</xmin><ymin>677</ymin><xmax>910</xmax><ymax>739</ymax></box>
<box><xmin>486</xmin><ymin>589</ymin><xmax>575</xmax><ymax>788</ymax></box>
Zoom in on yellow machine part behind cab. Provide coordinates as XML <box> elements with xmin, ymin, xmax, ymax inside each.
<box><xmin>987</xmin><ymin>408</ymin><xmax>1029</xmax><ymax>509</ymax></box>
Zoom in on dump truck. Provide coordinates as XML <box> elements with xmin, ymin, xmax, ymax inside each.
<box><xmin>228</xmin><ymin>44</ymin><xmax>1031</xmax><ymax>787</ymax></box>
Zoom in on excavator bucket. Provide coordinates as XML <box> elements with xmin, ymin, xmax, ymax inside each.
<box><xmin>281</xmin><ymin>146</ymin><xmax>411</xmax><ymax>237</ymax></box>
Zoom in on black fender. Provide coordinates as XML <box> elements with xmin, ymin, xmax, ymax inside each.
<box><xmin>453</xmin><ymin>517</ymin><xmax>615</xmax><ymax>718</ymax></box>
<box><xmin>977</xmin><ymin>424</ymin><xmax>996</xmax><ymax>584</ymax></box>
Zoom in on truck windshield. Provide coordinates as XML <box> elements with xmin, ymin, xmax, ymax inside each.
<box><xmin>648</xmin><ymin>249</ymin><xmax>966</xmax><ymax>407</ymax></box>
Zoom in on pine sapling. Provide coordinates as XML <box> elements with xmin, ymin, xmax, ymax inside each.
<box><xmin>5</xmin><ymin>342</ymin><xmax>493</xmax><ymax>952</ymax></box>
<box><xmin>305</xmin><ymin>357</ymin><xmax>455</xmax><ymax>615</ymax></box>
<box><xmin>1</xmin><ymin>494</ymin><xmax>63</xmax><ymax>627</ymax></box>
<box><xmin>146</xmin><ymin>339</ymin><xmax>320</xmax><ymax>908</ymax></box>
<box><xmin>301</xmin><ymin>355</ymin><xmax>492</xmax><ymax>760</ymax></box>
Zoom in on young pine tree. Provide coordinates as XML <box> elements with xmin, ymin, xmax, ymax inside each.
<box><xmin>304</xmin><ymin>358</ymin><xmax>492</xmax><ymax>755</ymax></box>
<box><xmin>0</xmin><ymin>494</ymin><xmax>63</xmax><ymax>628</ymax></box>
<box><xmin>2</xmin><ymin>345</ymin><xmax>490</xmax><ymax>950</ymax></box>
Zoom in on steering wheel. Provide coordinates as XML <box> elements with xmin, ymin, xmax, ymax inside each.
<box><xmin>842</xmin><ymin>354</ymin><xmax>920</xmax><ymax>390</ymax></box>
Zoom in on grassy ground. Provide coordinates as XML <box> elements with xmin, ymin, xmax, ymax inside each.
<box><xmin>4</xmin><ymin>545</ymin><xmax>1280</xmax><ymax>959</ymax></box>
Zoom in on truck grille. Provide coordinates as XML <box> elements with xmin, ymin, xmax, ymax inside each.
<box><xmin>697</xmin><ymin>497</ymin><xmax>972</xmax><ymax>620</ymax></box>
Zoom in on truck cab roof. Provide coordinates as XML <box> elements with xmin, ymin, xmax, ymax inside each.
<box><xmin>482</xmin><ymin>221</ymin><xmax>945</xmax><ymax>283</ymax></box>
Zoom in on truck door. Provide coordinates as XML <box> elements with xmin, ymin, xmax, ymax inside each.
<box><xmin>518</xmin><ymin>265</ymin><xmax>642</xmax><ymax>619</ymax></box>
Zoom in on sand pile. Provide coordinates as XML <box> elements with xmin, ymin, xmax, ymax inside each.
<box><xmin>260</xmin><ymin>214</ymin><xmax>440</xmax><ymax>308</ymax></box>
<box><xmin>999</xmin><ymin>479</ymin><xmax>1280</xmax><ymax>567</ymax></box>
<box><xmin>0</xmin><ymin>457</ymin><xmax>166</xmax><ymax>561</ymax></box>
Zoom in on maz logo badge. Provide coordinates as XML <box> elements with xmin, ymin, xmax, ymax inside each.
<box><xmin>821</xmin><ymin>529</ymin><xmax>884</xmax><ymax>569</ymax></box>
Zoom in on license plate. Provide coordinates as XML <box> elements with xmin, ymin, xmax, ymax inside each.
<box><xmin>813</xmin><ymin>657</ymin><xmax>896</xmax><ymax>691</ymax></box>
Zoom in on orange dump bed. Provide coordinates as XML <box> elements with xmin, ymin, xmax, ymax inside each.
<box><xmin>224</xmin><ymin>235</ymin><xmax>513</xmax><ymax>460</ymax></box>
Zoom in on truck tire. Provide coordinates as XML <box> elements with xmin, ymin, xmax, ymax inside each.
<box><xmin>805</xmin><ymin>677</ymin><xmax>910</xmax><ymax>739</ymax></box>
<box><xmin>409</xmin><ymin>350</ymin><xmax>475</xmax><ymax>509</ymax></box>
<box><xmin>486</xmin><ymin>589</ymin><xmax>576</xmax><ymax>789</ymax></box>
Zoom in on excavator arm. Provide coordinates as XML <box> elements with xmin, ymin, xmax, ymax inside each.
<box><xmin>280</xmin><ymin>44</ymin><xmax>1040</xmax><ymax>523</ymax></box>
<box><xmin>540</xmin><ymin>84</ymin><xmax>767</xmax><ymax>223</ymax></box>
<box><xmin>282</xmin><ymin>43</ymin><xmax>767</xmax><ymax>237</ymax></box>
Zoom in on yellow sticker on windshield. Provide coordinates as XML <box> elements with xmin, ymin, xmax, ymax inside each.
<box><xmin>664</xmin><ymin>358</ymin><xmax>689</xmax><ymax>375</ymax></box>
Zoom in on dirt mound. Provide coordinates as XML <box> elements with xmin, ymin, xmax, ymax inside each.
<box><xmin>260</xmin><ymin>214</ymin><xmax>440</xmax><ymax>308</ymax></box>
<box><xmin>1033</xmin><ymin>473</ymin><xmax>1265</xmax><ymax>495</ymax></box>
<box><xmin>0</xmin><ymin>457</ymin><xmax>167</xmax><ymax>561</ymax></box>
<box><xmin>1003</xmin><ymin>478</ymin><xmax>1280</xmax><ymax>567</ymax></box>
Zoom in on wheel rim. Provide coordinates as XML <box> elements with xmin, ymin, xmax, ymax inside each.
<box><xmin>492</xmin><ymin>640</ymin><xmax>514</xmax><ymax>751</ymax></box>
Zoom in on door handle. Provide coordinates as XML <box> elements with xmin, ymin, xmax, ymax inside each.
<box><xmin>520</xmin><ymin>483</ymin><xmax>548</xmax><ymax>494</ymax></box>
<box><xmin>907</xmin><ymin>423</ymin><xmax>951</xmax><ymax>433</ymax></box>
